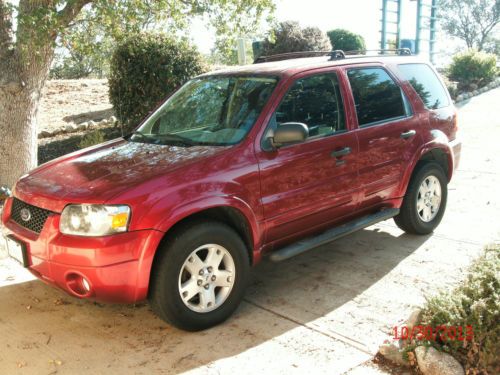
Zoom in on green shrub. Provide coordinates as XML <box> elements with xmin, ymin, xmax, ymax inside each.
<box><xmin>261</xmin><ymin>21</ymin><xmax>332</xmax><ymax>56</ymax></box>
<box><xmin>447</xmin><ymin>50</ymin><xmax>497</xmax><ymax>91</ymax></box>
<box><xmin>421</xmin><ymin>245</ymin><xmax>500</xmax><ymax>374</ymax></box>
<box><xmin>78</xmin><ymin>130</ymin><xmax>105</xmax><ymax>149</ymax></box>
<box><xmin>109</xmin><ymin>33</ymin><xmax>206</xmax><ymax>130</ymax></box>
<box><xmin>327</xmin><ymin>29</ymin><xmax>366</xmax><ymax>52</ymax></box>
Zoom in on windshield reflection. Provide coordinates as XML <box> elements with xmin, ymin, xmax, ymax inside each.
<box><xmin>129</xmin><ymin>76</ymin><xmax>278</xmax><ymax>147</ymax></box>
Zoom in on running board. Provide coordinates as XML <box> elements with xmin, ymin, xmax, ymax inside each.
<box><xmin>269</xmin><ymin>208</ymin><xmax>400</xmax><ymax>262</ymax></box>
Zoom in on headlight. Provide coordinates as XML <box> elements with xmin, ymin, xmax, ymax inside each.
<box><xmin>60</xmin><ymin>204</ymin><xmax>130</xmax><ymax>236</ymax></box>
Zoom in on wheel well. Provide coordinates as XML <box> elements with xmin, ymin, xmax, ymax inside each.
<box><xmin>418</xmin><ymin>149</ymin><xmax>450</xmax><ymax>180</ymax></box>
<box><xmin>159</xmin><ymin>207</ymin><xmax>254</xmax><ymax>263</ymax></box>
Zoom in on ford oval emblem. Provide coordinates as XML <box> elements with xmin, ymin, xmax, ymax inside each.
<box><xmin>20</xmin><ymin>208</ymin><xmax>31</xmax><ymax>222</ymax></box>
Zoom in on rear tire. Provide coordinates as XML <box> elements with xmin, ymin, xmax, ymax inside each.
<box><xmin>394</xmin><ymin>162</ymin><xmax>447</xmax><ymax>235</ymax></box>
<box><xmin>149</xmin><ymin>220</ymin><xmax>250</xmax><ymax>331</ymax></box>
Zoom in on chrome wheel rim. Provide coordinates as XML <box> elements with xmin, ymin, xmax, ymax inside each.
<box><xmin>178</xmin><ymin>244</ymin><xmax>236</xmax><ymax>313</ymax></box>
<box><xmin>417</xmin><ymin>175</ymin><xmax>442</xmax><ymax>222</ymax></box>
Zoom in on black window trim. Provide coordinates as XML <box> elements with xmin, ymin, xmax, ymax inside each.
<box><xmin>397</xmin><ymin>62</ymin><xmax>450</xmax><ymax>110</ymax></box>
<box><xmin>346</xmin><ymin>66</ymin><xmax>414</xmax><ymax>129</ymax></box>
<box><xmin>260</xmin><ymin>70</ymin><xmax>348</xmax><ymax>151</ymax></box>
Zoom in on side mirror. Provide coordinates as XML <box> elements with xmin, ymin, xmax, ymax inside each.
<box><xmin>270</xmin><ymin>122</ymin><xmax>308</xmax><ymax>148</ymax></box>
<box><xmin>0</xmin><ymin>185</ymin><xmax>12</xmax><ymax>204</ymax></box>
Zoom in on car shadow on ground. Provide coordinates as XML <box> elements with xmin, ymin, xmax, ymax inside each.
<box><xmin>0</xmin><ymin>224</ymin><xmax>430</xmax><ymax>373</ymax></box>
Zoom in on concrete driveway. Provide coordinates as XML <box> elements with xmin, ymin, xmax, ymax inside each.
<box><xmin>1</xmin><ymin>89</ymin><xmax>499</xmax><ymax>375</ymax></box>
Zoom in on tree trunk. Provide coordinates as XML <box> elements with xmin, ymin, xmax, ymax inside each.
<box><xmin>0</xmin><ymin>84</ymin><xmax>41</xmax><ymax>188</ymax></box>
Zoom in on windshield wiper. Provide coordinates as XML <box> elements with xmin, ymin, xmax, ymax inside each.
<box><xmin>155</xmin><ymin>133</ymin><xmax>199</xmax><ymax>147</ymax></box>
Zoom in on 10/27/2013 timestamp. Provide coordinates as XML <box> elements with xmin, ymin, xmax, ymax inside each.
<box><xmin>393</xmin><ymin>325</ymin><xmax>474</xmax><ymax>342</ymax></box>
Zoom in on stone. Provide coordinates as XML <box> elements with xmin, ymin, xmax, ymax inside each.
<box><xmin>99</xmin><ymin>119</ymin><xmax>108</xmax><ymax>126</ymax></box>
<box><xmin>469</xmin><ymin>83</ymin><xmax>478</xmax><ymax>91</ymax></box>
<box><xmin>379</xmin><ymin>341</ymin><xmax>410</xmax><ymax>367</ymax></box>
<box><xmin>472</xmin><ymin>90</ymin><xmax>479</xmax><ymax>96</ymax></box>
<box><xmin>456</xmin><ymin>94</ymin><xmax>464</xmax><ymax>102</ymax></box>
<box><xmin>77</xmin><ymin>122</ymin><xmax>88</xmax><ymax>131</ymax></box>
<box><xmin>415</xmin><ymin>346</ymin><xmax>464</xmax><ymax>375</ymax></box>
<box><xmin>406</xmin><ymin>308</ymin><xmax>423</xmax><ymax>331</ymax></box>
<box><xmin>87</xmin><ymin>120</ymin><xmax>96</xmax><ymax>129</ymax></box>
<box><xmin>109</xmin><ymin>116</ymin><xmax>117</xmax><ymax>124</ymax></box>
<box><xmin>65</xmin><ymin>124</ymin><xmax>76</xmax><ymax>133</ymax></box>
<box><xmin>38</xmin><ymin>130</ymin><xmax>51</xmax><ymax>138</ymax></box>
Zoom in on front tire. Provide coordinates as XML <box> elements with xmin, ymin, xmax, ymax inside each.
<box><xmin>394</xmin><ymin>162</ymin><xmax>448</xmax><ymax>235</ymax></box>
<box><xmin>149</xmin><ymin>221</ymin><xmax>250</xmax><ymax>331</ymax></box>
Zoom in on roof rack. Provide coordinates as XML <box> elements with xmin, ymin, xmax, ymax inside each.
<box><xmin>254</xmin><ymin>50</ymin><xmax>345</xmax><ymax>64</ymax></box>
<box><xmin>253</xmin><ymin>48</ymin><xmax>411</xmax><ymax>64</ymax></box>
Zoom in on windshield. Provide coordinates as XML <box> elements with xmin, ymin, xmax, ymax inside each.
<box><xmin>129</xmin><ymin>75</ymin><xmax>278</xmax><ymax>146</ymax></box>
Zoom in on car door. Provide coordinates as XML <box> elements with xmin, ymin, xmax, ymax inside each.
<box><xmin>256</xmin><ymin>70</ymin><xmax>359</xmax><ymax>246</ymax></box>
<box><xmin>344</xmin><ymin>65</ymin><xmax>423</xmax><ymax>209</ymax></box>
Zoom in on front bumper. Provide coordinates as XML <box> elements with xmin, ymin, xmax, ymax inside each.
<box><xmin>1</xmin><ymin>197</ymin><xmax>164</xmax><ymax>303</ymax></box>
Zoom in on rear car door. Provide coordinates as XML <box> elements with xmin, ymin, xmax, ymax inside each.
<box><xmin>344</xmin><ymin>65</ymin><xmax>423</xmax><ymax>209</ymax></box>
<box><xmin>256</xmin><ymin>70</ymin><xmax>359</xmax><ymax>246</ymax></box>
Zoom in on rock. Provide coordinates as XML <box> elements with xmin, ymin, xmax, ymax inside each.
<box><xmin>472</xmin><ymin>90</ymin><xmax>478</xmax><ymax>96</ymax></box>
<box><xmin>99</xmin><ymin>119</ymin><xmax>108</xmax><ymax>126</ymax></box>
<box><xmin>65</xmin><ymin>124</ymin><xmax>76</xmax><ymax>133</ymax></box>
<box><xmin>109</xmin><ymin>116</ymin><xmax>117</xmax><ymax>124</ymax></box>
<box><xmin>456</xmin><ymin>94</ymin><xmax>464</xmax><ymax>102</ymax></box>
<box><xmin>87</xmin><ymin>120</ymin><xmax>96</xmax><ymax>129</ymax></box>
<box><xmin>406</xmin><ymin>308</ymin><xmax>423</xmax><ymax>331</ymax></box>
<box><xmin>415</xmin><ymin>346</ymin><xmax>464</xmax><ymax>375</ymax></box>
<box><xmin>469</xmin><ymin>83</ymin><xmax>478</xmax><ymax>91</ymax></box>
<box><xmin>38</xmin><ymin>130</ymin><xmax>51</xmax><ymax>138</ymax></box>
<box><xmin>77</xmin><ymin>122</ymin><xmax>88</xmax><ymax>131</ymax></box>
<box><xmin>379</xmin><ymin>341</ymin><xmax>410</xmax><ymax>367</ymax></box>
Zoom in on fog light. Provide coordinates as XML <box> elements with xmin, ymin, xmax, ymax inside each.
<box><xmin>66</xmin><ymin>272</ymin><xmax>92</xmax><ymax>297</ymax></box>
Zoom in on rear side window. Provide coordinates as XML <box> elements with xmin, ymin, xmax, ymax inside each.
<box><xmin>347</xmin><ymin>68</ymin><xmax>406</xmax><ymax>126</ymax></box>
<box><xmin>398</xmin><ymin>63</ymin><xmax>449</xmax><ymax>109</ymax></box>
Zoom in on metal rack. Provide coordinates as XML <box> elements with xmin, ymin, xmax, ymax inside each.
<box><xmin>253</xmin><ymin>48</ymin><xmax>412</xmax><ymax>64</ymax></box>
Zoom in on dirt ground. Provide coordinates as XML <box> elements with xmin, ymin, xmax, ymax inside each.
<box><xmin>0</xmin><ymin>88</ymin><xmax>499</xmax><ymax>375</ymax></box>
<box><xmin>38</xmin><ymin>80</ymin><xmax>113</xmax><ymax>132</ymax></box>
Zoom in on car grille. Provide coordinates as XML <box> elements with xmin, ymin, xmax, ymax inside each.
<box><xmin>10</xmin><ymin>198</ymin><xmax>52</xmax><ymax>234</ymax></box>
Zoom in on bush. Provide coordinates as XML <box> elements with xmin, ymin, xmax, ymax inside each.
<box><xmin>78</xmin><ymin>130</ymin><xmax>105</xmax><ymax>149</ymax></box>
<box><xmin>261</xmin><ymin>21</ymin><xmax>332</xmax><ymax>56</ymax></box>
<box><xmin>447</xmin><ymin>50</ymin><xmax>497</xmax><ymax>91</ymax></box>
<box><xmin>421</xmin><ymin>245</ymin><xmax>500</xmax><ymax>374</ymax></box>
<box><xmin>109</xmin><ymin>33</ymin><xmax>206</xmax><ymax>130</ymax></box>
<box><xmin>327</xmin><ymin>29</ymin><xmax>366</xmax><ymax>52</ymax></box>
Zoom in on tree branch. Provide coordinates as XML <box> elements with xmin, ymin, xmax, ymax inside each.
<box><xmin>57</xmin><ymin>0</ymin><xmax>93</xmax><ymax>29</ymax></box>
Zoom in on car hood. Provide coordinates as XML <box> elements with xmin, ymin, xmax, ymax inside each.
<box><xmin>15</xmin><ymin>139</ymin><xmax>225</xmax><ymax>211</ymax></box>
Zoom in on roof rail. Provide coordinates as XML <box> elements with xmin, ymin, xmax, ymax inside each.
<box><xmin>254</xmin><ymin>50</ymin><xmax>345</xmax><ymax>64</ymax></box>
<box><xmin>344</xmin><ymin>48</ymin><xmax>412</xmax><ymax>56</ymax></box>
<box><xmin>253</xmin><ymin>48</ymin><xmax>411</xmax><ymax>64</ymax></box>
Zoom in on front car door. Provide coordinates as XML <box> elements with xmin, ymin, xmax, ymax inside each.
<box><xmin>344</xmin><ymin>65</ymin><xmax>423</xmax><ymax>210</ymax></box>
<box><xmin>256</xmin><ymin>69</ymin><xmax>359</xmax><ymax>249</ymax></box>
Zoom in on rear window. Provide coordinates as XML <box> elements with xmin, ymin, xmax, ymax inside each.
<box><xmin>347</xmin><ymin>67</ymin><xmax>406</xmax><ymax>126</ymax></box>
<box><xmin>398</xmin><ymin>63</ymin><xmax>449</xmax><ymax>109</ymax></box>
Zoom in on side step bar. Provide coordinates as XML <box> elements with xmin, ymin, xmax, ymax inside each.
<box><xmin>269</xmin><ymin>208</ymin><xmax>400</xmax><ymax>262</ymax></box>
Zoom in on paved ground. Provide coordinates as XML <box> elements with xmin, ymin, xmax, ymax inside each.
<box><xmin>0</xmin><ymin>88</ymin><xmax>499</xmax><ymax>375</ymax></box>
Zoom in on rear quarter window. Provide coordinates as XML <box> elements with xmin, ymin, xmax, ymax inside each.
<box><xmin>398</xmin><ymin>63</ymin><xmax>450</xmax><ymax>109</ymax></box>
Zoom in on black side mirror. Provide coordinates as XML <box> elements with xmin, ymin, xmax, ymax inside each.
<box><xmin>270</xmin><ymin>122</ymin><xmax>308</xmax><ymax>148</ymax></box>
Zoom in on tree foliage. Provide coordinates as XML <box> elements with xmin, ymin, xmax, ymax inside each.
<box><xmin>327</xmin><ymin>29</ymin><xmax>366</xmax><ymax>52</ymax></box>
<box><xmin>438</xmin><ymin>0</ymin><xmax>500</xmax><ymax>51</ymax></box>
<box><xmin>50</xmin><ymin>0</ymin><xmax>275</xmax><ymax>76</ymax></box>
<box><xmin>109</xmin><ymin>33</ymin><xmax>206</xmax><ymax>129</ymax></box>
<box><xmin>261</xmin><ymin>21</ymin><xmax>332</xmax><ymax>56</ymax></box>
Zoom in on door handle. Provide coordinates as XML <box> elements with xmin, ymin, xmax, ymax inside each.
<box><xmin>331</xmin><ymin>147</ymin><xmax>351</xmax><ymax>158</ymax></box>
<box><xmin>400</xmin><ymin>130</ymin><xmax>416</xmax><ymax>139</ymax></box>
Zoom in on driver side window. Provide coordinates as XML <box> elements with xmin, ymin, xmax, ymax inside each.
<box><xmin>266</xmin><ymin>73</ymin><xmax>346</xmax><ymax>144</ymax></box>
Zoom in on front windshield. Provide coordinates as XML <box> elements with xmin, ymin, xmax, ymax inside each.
<box><xmin>130</xmin><ymin>75</ymin><xmax>278</xmax><ymax>146</ymax></box>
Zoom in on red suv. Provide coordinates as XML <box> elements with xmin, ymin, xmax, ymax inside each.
<box><xmin>1</xmin><ymin>51</ymin><xmax>460</xmax><ymax>330</ymax></box>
